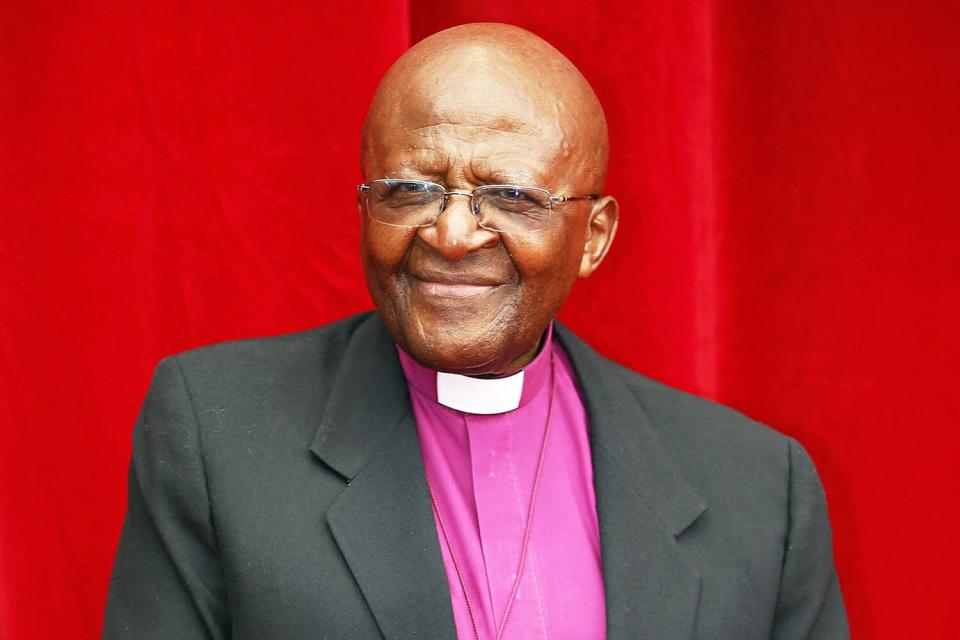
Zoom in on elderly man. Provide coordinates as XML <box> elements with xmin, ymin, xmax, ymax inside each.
<box><xmin>104</xmin><ymin>23</ymin><xmax>848</xmax><ymax>640</ymax></box>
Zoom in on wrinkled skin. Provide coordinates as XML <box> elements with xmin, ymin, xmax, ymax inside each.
<box><xmin>360</xmin><ymin>23</ymin><xmax>618</xmax><ymax>375</ymax></box>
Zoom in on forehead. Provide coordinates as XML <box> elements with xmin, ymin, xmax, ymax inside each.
<box><xmin>377</xmin><ymin>128</ymin><xmax>559</xmax><ymax>185</ymax></box>
<box><xmin>366</xmin><ymin>73</ymin><xmax>573</xmax><ymax>185</ymax></box>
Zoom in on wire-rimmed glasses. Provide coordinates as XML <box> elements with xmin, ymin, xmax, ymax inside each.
<box><xmin>358</xmin><ymin>179</ymin><xmax>598</xmax><ymax>233</ymax></box>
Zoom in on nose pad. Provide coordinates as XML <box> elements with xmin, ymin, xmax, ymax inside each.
<box><xmin>438</xmin><ymin>191</ymin><xmax>479</xmax><ymax>217</ymax></box>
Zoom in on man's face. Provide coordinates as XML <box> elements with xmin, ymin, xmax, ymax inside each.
<box><xmin>360</xmin><ymin>67</ymin><xmax>606</xmax><ymax>375</ymax></box>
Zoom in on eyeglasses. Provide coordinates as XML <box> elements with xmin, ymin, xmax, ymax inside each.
<box><xmin>357</xmin><ymin>179</ymin><xmax>598</xmax><ymax>233</ymax></box>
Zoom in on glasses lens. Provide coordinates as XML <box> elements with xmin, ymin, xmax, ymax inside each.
<box><xmin>474</xmin><ymin>185</ymin><xmax>553</xmax><ymax>232</ymax></box>
<box><xmin>364</xmin><ymin>180</ymin><xmax>443</xmax><ymax>227</ymax></box>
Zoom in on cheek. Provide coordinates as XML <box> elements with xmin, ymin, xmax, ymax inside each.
<box><xmin>360</xmin><ymin>223</ymin><xmax>421</xmax><ymax>321</ymax></box>
<box><xmin>507</xmin><ymin>224</ymin><xmax>585</xmax><ymax>285</ymax></box>
<box><xmin>361</xmin><ymin>223</ymin><xmax>416</xmax><ymax>278</ymax></box>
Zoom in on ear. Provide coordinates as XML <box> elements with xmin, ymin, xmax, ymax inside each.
<box><xmin>578</xmin><ymin>195</ymin><xmax>619</xmax><ymax>278</ymax></box>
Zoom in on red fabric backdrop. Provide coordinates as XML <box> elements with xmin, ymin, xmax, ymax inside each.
<box><xmin>2</xmin><ymin>1</ymin><xmax>958</xmax><ymax>638</ymax></box>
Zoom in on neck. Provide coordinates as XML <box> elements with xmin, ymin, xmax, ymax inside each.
<box><xmin>396</xmin><ymin>322</ymin><xmax>555</xmax><ymax>414</ymax></box>
<box><xmin>476</xmin><ymin>327</ymin><xmax>550</xmax><ymax>378</ymax></box>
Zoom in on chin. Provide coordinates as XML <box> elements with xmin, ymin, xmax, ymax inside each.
<box><xmin>373</xmin><ymin>280</ymin><xmax>551</xmax><ymax>375</ymax></box>
<box><xmin>404</xmin><ymin>330</ymin><xmax>511</xmax><ymax>375</ymax></box>
<box><xmin>395</xmin><ymin>313</ymin><xmax>528</xmax><ymax>376</ymax></box>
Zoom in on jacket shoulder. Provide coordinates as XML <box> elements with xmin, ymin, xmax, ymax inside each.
<box><xmin>557</xmin><ymin>323</ymin><xmax>789</xmax><ymax>458</ymax></box>
<box><xmin>172</xmin><ymin>312</ymin><xmax>371</xmax><ymax>378</ymax></box>
<box><xmin>162</xmin><ymin>312</ymin><xmax>374</xmax><ymax>409</ymax></box>
<box><xmin>583</xmin><ymin>345</ymin><xmax>798</xmax><ymax>493</ymax></box>
<box><xmin>626</xmin><ymin>367</ymin><xmax>789</xmax><ymax>455</ymax></box>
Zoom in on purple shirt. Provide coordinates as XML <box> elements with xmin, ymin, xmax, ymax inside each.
<box><xmin>397</xmin><ymin>327</ymin><xmax>606</xmax><ymax>639</ymax></box>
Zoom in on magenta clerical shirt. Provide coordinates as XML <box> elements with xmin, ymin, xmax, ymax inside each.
<box><xmin>397</xmin><ymin>325</ymin><xmax>606</xmax><ymax>639</ymax></box>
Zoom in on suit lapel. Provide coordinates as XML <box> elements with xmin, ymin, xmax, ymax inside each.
<box><xmin>556</xmin><ymin>324</ymin><xmax>707</xmax><ymax>640</ymax></box>
<box><xmin>310</xmin><ymin>314</ymin><xmax>455</xmax><ymax>639</ymax></box>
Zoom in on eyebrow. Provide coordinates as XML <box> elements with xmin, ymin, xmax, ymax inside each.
<box><xmin>483</xmin><ymin>170</ymin><xmax>529</xmax><ymax>185</ymax></box>
<box><xmin>382</xmin><ymin>154</ymin><xmax>537</xmax><ymax>187</ymax></box>
<box><xmin>387</xmin><ymin>156</ymin><xmax>447</xmax><ymax>180</ymax></box>
<box><xmin>470</xmin><ymin>160</ymin><xmax>536</xmax><ymax>186</ymax></box>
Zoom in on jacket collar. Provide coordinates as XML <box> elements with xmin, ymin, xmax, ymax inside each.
<box><xmin>311</xmin><ymin>314</ymin><xmax>457</xmax><ymax>638</ymax></box>
<box><xmin>555</xmin><ymin>323</ymin><xmax>706</xmax><ymax>639</ymax></box>
<box><xmin>311</xmin><ymin>312</ymin><xmax>706</xmax><ymax>640</ymax></box>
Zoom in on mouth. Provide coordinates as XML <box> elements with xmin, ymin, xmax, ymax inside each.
<box><xmin>408</xmin><ymin>271</ymin><xmax>506</xmax><ymax>300</ymax></box>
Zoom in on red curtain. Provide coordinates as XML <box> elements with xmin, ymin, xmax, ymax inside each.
<box><xmin>2</xmin><ymin>1</ymin><xmax>958</xmax><ymax>638</ymax></box>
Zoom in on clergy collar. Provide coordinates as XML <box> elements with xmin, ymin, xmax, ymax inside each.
<box><xmin>396</xmin><ymin>323</ymin><xmax>554</xmax><ymax>415</ymax></box>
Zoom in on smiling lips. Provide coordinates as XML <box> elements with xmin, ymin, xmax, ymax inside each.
<box><xmin>409</xmin><ymin>271</ymin><xmax>506</xmax><ymax>300</ymax></box>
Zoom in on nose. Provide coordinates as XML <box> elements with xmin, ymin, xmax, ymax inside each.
<box><xmin>417</xmin><ymin>192</ymin><xmax>500</xmax><ymax>262</ymax></box>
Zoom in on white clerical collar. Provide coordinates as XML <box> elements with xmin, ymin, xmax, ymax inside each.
<box><xmin>395</xmin><ymin>323</ymin><xmax>554</xmax><ymax>415</ymax></box>
<box><xmin>436</xmin><ymin>370</ymin><xmax>525</xmax><ymax>414</ymax></box>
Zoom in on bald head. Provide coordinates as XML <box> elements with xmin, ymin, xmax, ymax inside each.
<box><xmin>361</xmin><ymin>23</ymin><xmax>609</xmax><ymax>192</ymax></box>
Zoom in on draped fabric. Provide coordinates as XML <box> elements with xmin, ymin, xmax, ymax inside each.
<box><xmin>1</xmin><ymin>1</ymin><xmax>957</xmax><ymax>638</ymax></box>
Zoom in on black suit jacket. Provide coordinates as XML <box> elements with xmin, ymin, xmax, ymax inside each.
<box><xmin>103</xmin><ymin>312</ymin><xmax>848</xmax><ymax>639</ymax></box>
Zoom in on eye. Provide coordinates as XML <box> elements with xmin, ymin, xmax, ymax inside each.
<box><xmin>390</xmin><ymin>180</ymin><xmax>433</xmax><ymax>194</ymax></box>
<box><xmin>486</xmin><ymin>186</ymin><xmax>531</xmax><ymax>203</ymax></box>
<box><xmin>480</xmin><ymin>186</ymin><xmax>551</xmax><ymax>216</ymax></box>
<box><xmin>376</xmin><ymin>180</ymin><xmax>440</xmax><ymax>208</ymax></box>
